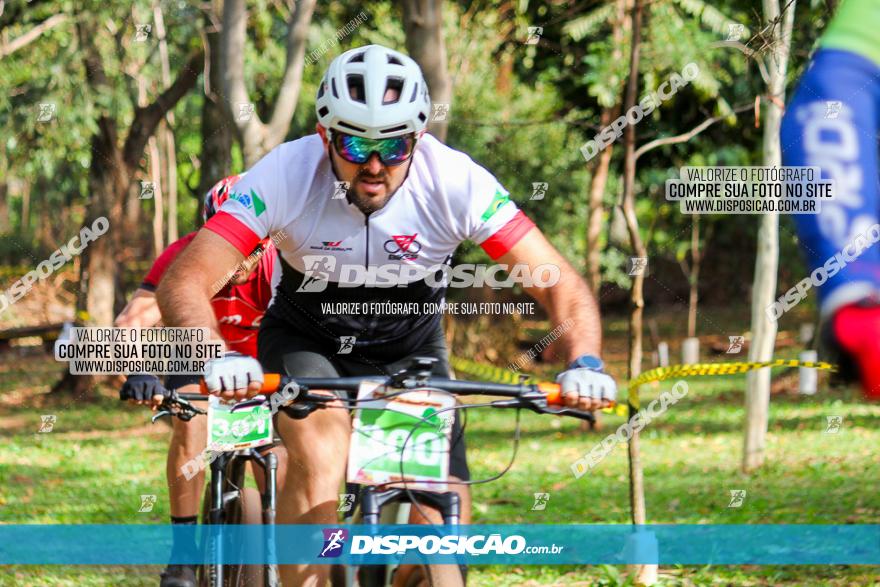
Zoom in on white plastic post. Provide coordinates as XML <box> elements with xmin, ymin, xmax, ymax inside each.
<box><xmin>657</xmin><ymin>342</ymin><xmax>669</xmax><ymax>367</ymax></box>
<box><xmin>682</xmin><ymin>337</ymin><xmax>699</xmax><ymax>365</ymax></box>
<box><xmin>799</xmin><ymin>350</ymin><xmax>818</xmax><ymax>395</ymax></box>
<box><xmin>799</xmin><ymin>323</ymin><xmax>815</xmax><ymax>346</ymax></box>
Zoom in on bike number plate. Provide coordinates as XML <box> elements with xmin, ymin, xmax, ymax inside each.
<box><xmin>347</xmin><ymin>381</ymin><xmax>455</xmax><ymax>490</ymax></box>
<box><xmin>207</xmin><ymin>396</ymin><xmax>273</xmax><ymax>451</ymax></box>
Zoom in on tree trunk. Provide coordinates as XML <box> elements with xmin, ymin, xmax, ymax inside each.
<box><xmin>148</xmin><ymin>135</ymin><xmax>165</xmax><ymax>257</ymax></box>
<box><xmin>586</xmin><ymin>0</ymin><xmax>628</xmax><ymax>295</ymax></box>
<box><xmin>153</xmin><ymin>0</ymin><xmax>178</xmax><ymax>243</ymax></box>
<box><xmin>621</xmin><ymin>1</ymin><xmax>655</xmax><ymax>584</ymax></box>
<box><xmin>687</xmin><ymin>216</ymin><xmax>700</xmax><ymax>338</ymax></box>
<box><xmin>743</xmin><ymin>0</ymin><xmax>796</xmax><ymax>472</ymax></box>
<box><xmin>0</xmin><ymin>180</ymin><xmax>9</xmax><ymax>235</ymax></box>
<box><xmin>402</xmin><ymin>0</ymin><xmax>452</xmax><ymax>142</ymax></box>
<box><xmin>19</xmin><ymin>181</ymin><xmax>30</xmax><ymax>239</ymax></box>
<box><xmin>197</xmin><ymin>0</ymin><xmax>233</xmax><ymax>223</ymax></box>
<box><xmin>221</xmin><ymin>0</ymin><xmax>315</xmax><ymax>166</ymax></box>
<box><xmin>586</xmin><ymin>107</ymin><xmax>617</xmax><ymax>295</ymax></box>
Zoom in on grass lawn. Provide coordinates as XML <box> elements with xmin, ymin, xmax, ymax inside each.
<box><xmin>2</xmin><ymin>312</ymin><xmax>879</xmax><ymax>586</ymax></box>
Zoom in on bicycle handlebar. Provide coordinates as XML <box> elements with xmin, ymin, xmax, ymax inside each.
<box><xmin>198</xmin><ymin>372</ymin><xmax>602</xmax><ymax>422</ymax></box>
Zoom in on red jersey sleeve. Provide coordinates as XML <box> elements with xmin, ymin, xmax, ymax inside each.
<box><xmin>140</xmin><ymin>232</ymin><xmax>198</xmax><ymax>291</ymax></box>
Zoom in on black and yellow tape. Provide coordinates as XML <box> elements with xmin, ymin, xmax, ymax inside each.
<box><xmin>450</xmin><ymin>355</ymin><xmax>837</xmax><ymax>415</ymax></box>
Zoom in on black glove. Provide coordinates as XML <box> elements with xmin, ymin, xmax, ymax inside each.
<box><xmin>120</xmin><ymin>374</ymin><xmax>166</xmax><ymax>402</ymax></box>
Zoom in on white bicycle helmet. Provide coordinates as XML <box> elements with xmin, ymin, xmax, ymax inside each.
<box><xmin>315</xmin><ymin>44</ymin><xmax>431</xmax><ymax>139</ymax></box>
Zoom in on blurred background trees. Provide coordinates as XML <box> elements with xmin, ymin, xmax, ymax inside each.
<box><xmin>0</xmin><ymin>0</ymin><xmax>834</xmax><ymax>333</ymax></box>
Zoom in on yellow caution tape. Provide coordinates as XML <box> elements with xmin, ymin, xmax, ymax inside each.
<box><xmin>451</xmin><ymin>355</ymin><xmax>836</xmax><ymax>416</ymax></box>
<box><xmin>450</xmin><ymin>356</ymin><xmax>629</xmax><ymax>416</ymax></box>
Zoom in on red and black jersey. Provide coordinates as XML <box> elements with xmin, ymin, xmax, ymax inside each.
<box><xmin>141</xmin><ymin>231</ymin><xmax>277</xmax><ymax>358</ymax></box>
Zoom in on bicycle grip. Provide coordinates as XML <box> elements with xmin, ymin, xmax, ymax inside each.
<box><xmin>540</xmin><ymin>381</ymin><xmax>616</xmax><ymax>409</ymax></box>
<box><xmin>539</xmin><ymin>382</ymin><xmax>562</xmax><ymax>405</ymax></box>
<box><xmin>199</xmin><ymin>373</ymin><xmax>283</xmax><ymax>395</ymax></box>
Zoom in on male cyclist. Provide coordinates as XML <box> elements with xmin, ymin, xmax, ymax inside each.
<box><xmin>116</xmin><ymin>174</ymin><xmax>287</xmax><ymax>587</ymax></box>
<box><xmin>781</xmin><ymin>0</ymin><xmax>880</xmax><ymax>399</ymax></box>
<box><xmin>157</xmin><ymin>44</ymin><xmax>616</xmax><ymax>586</ymax></box>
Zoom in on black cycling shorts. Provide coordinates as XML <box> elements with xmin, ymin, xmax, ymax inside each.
<box><xmin>257</xmin><ymin>315</ymin><xmax>470</xmax><ymax>481</ymax></box>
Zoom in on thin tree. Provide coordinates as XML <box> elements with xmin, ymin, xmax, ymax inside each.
<box><xmin>619</xmin><ymin>0</ymin><xmax>655</xmax><ymax>584</ymax></box>
<box><xmin>402</xmin><ymin>0</ymin><xmax>452</xmax><ymax>142</ymax></box>
<box><xmin>743</xmin><ymin>0</ymin><xmax>797</xmax><ymax>472</ymax></box>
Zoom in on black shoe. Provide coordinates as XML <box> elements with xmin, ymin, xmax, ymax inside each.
<box><xmin>160</xmin><ymin>564</ymin><xmax>197</xmax><ymax>587</ymax></box>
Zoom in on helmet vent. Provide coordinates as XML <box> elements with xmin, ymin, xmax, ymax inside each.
<box><xmin>409</xmin><ymin>83</ymin><xmax>418</xmax><ymax>103</ymax></box>
<box><xmin>383</xmin><ymin>78</ymin><xmax>404</xmax><ymax>104</ymax></box>
<box><xmin>387</xmin><ymin>55</ymin><xmax>403</xmax><ymax>65</ymax></box>
<box><xmin>331</xmin><ymin>78</ymin><xmax>339</xmax><ymax>99</ymax></box>
<box><xmin>338</xmin><ymin>121</ymin><xmax>367</xmax><ymax>133</ymax></box>
<box><xmin>418</xmin><ymin>112</ymin><xmax>427</xmax><ymax>123</ymax></box>
<box><xmin>379</xmin><ymin>124</ymin><xmax>408</xmax><ymax>134</ymax></box>
<box><xmin>347</xmin><ymin>74</ymin><xmax>366</xmax><ymax>103</ymax></box>
<box><xmin>317</xmin><ymin>106</ymin><xmax>329</xmax><ymax>118</ymax></box>
<box><xmin>317</xmin><ymin>82</ymin><xmax>325</xmax><ymax>99</ymax></box>
<box><xmin>349</xmin><ymin>52</ymin><xmax>365</xmax><ymax>63</ymax></box>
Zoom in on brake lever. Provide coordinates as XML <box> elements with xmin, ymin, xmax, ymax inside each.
<box><xmin>151</xmin><ymin>410</ymin><xmax>171</xmax><ymax>423</ymax></box>
<box><xmin>488</xmin><ymin>398</ymin><xmax>596</xmax><ymax>422</ymax></box>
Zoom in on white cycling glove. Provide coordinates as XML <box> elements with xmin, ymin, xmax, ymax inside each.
<box><xmin>556</xmin><ymin>367</ymin><xmax>617</xmax><ymax>404</ymax></box>
<box><xmin>203</xmin><ymin>352</ymin><xmax>264</xmax><ymax>394</ymax></box>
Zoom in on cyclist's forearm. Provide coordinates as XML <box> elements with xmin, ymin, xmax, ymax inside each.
<box><xmin>157</xmin><ymin>276</ymin><xmax>222</xmax><ymax>340</ymax></box>
<box><xmin>529</xmin><ymin>264</ymin><xmax>602</xmax><ymax>361</ymax></box>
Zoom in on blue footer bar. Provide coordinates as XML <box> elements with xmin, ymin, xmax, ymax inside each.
<box><xmin>0</xmin><ymin>524</ymin><xmax>877</xmax><ymax>565</ymax></box>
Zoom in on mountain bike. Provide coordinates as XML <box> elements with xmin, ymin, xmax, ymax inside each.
<box><xmin>223</xmin><ymin>356</ymin><xmax>600</xmax><ymax>587</ymax></box>
<box><xmin>152</xmin><ymin>391</ymin><xmax>281</xmax><ymax>587</ymax></box>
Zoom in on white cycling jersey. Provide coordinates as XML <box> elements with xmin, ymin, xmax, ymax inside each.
<box><xmin>204</xmin><ymin>132</ymin><xmax>535</xmax><ymax>358</ymax></box>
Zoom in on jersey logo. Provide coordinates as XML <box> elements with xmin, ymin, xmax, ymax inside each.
<box><xmin>384</xmin><ymin>234</ymin><xmax>422</xmax><ymax>261</ymax></box>
<box><xmin>310</xmin><ymin>240</ymin><xmax>353</xmax><ymax>252</ymax></box>
<box><xmin>481</xmin><ymin>188</ymin><xmax>511</xmax><ymax>222</ymax></box>
<box><xmin>230</xmin><ymin>189</ymin><xmax>267</xmax><ymax>217</ymax></box>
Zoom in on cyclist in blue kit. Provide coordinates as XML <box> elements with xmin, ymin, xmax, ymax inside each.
<box><xmin>781</xmin><ymin>0</ymin><xmax>880</xmax><ymax>399</ymax></box>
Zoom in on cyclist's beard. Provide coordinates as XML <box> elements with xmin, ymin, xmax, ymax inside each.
<box><xmin>348</xmin><ymin>169</ymin><xmax>395</xmax><ymax>215</ymax></box>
